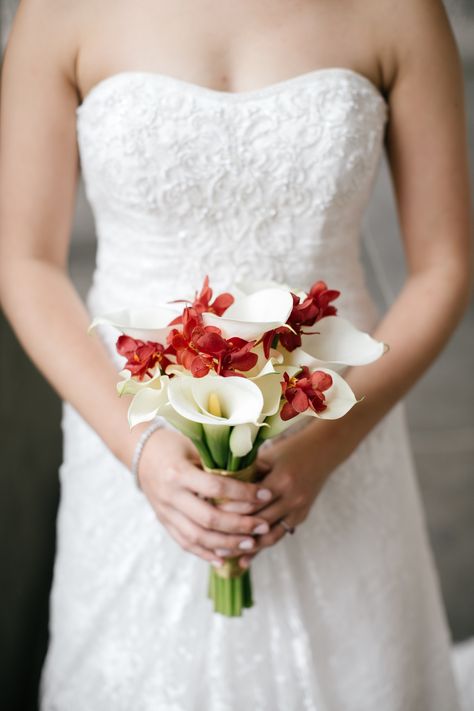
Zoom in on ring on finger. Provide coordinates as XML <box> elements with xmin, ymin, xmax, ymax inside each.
<box><xmin>278</xmin><ymin>518</ymin><xmax>296</xmax><ymax>535</ymax></box>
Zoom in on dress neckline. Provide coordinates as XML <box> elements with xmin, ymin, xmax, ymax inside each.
<box><xmin>76</xmin><ymin>66</ymin><xmax>389</xmax><ymax>113</ymax></box>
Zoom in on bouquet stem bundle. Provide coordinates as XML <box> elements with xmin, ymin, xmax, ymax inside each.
<box><xmin>204</xmin><ymin>461</ymin><xmax>258</xmax><ymax>616</ymax></box>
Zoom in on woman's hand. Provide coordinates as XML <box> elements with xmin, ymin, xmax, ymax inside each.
<box><xmin>137</xmin><ymin>427</ymin><xmax>274</xmax><ymax>566</ymax></box>
<box><xmin>219</xmin><ymin>422</ymin><xmax>354</xmax><ymax>569</ymax></box>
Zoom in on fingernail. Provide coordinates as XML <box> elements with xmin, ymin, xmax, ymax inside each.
<box><xmin>215</xmin><ymin>548</ymin><xmax>231</xmax><ymax>557</ymax></box>
<box><xmin>257</xmin><ymin>488</ymin><xmax>272</xmax><ymax>501</ymax></box>
<box><xmin>239</xmin><ymin>539</ymin><xmax>255</xmax><ymax>551</ymax></box>
<box><xmin>252</xmin><ymin>522</ymin><xmax>269</xmax><ymax>535</ymax></box>
<box><xmin>211</xmin><ymin>560</ymin><xmax>224</xmax><ymax>567</ymax></box>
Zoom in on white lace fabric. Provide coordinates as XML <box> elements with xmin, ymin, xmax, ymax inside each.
<box><xmin>39</xmin><ymin>68</ymin><xmax>466</xmax><ymax>710</ymax></box>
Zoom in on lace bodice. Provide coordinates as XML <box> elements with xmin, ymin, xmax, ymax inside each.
<box><xmin>76</xmin><ymin>67</ymin><xmax>388</xmax><ymax>336</ymax></box>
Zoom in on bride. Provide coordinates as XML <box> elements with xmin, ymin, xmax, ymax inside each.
<box><xmin>0</xmin><ymin>0</ymin><xmax>472</xmax><ymax>709</ymax></box>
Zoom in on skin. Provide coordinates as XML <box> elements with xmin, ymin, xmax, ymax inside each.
<box><xmin>0</xmin><ymin>0</ymin><xmax>472</xmax><ymax>571</ymax></box>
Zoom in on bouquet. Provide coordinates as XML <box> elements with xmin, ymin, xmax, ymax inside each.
<box><xmin>90</xmin><ymin>276</ymin><xmax>388</xmax><ymax>616</ymax></box>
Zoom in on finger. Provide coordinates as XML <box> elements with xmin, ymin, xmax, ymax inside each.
<box><xmin>253</xmin><ymin>464</ymin><xmax>294</xmax><ymax>500</ymax></box>
<box><xmin>179</xmin><ymin>464</ymin><xmax>274</xmax><ymax>505</ymax></box>
<box><xmin>174</xmin><ymin>490</ymin><xmax>271</xmax><ymax>538</ymax></box>
<box><xmin>165</xmin><ymin>502</ymin><xmax>259</xmax><ymax>556</ymax></box>
<box><xmin>251</xmin><ymin>519</ymin><xmax>287</xmax><ymax>552</ymax></box>
<box><xmin>251</xmin><ymin>498</ymin><xmax>292</xmax><ymax>527</ymax></box>
<box><xmin>159</xmin><ymin>516</ymin><xmax>226</xmax><ymax>567</ymax></box>
<box><xmin>216</xmin><ymin>499</ymin><xmax>269</xmax><ymax>515</ymax></box>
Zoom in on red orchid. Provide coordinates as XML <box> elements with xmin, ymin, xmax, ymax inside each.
<box><xmin>280</xmin><ymin>366</ymin><xmax>333</xmax><ymax>421</ymax></box>
<box><xmin>167</xmin><ymin>307</ymin><xmax>214</xmax><ymax>376</ymax></box>
<box><xmin>167</xmin><ymin>306</ymin><xmax>258</xmax><ymax>377</ymax></box>
<box><xmin>260</xmin><ymin>280</ymin><xmax>340</xmax><ymax>357</ymax></box>
<box><xmin>167</xmin><ymin>274</ymin><xmax>234</xmax><ymax>326</ymax></box>
<box><xmin>116</xmin><ymin>335</ymin><xmax>173</xmax><ymax>380</ymax></box>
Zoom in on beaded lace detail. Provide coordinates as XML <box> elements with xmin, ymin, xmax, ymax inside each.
<box><xmin>39</xmin><ymin>69</ymin><xmax>465</xmax><ymax>711</ymax></box>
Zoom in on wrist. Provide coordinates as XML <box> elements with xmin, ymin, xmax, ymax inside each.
<box><xmin>298</xmin><ymin>415</ymin><xmax>360</xmax><ymax>472</ymax></box>
<box><xmin>130</xmin><ymin>419</ymin><xmax>166</xmax><ymax>489</ymax></box>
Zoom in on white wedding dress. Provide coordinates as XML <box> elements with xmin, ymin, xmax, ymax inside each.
<box><xmin>39</xmin><ymin>67</ymin><xmax>473</xmax><ymax>710</ymax></box>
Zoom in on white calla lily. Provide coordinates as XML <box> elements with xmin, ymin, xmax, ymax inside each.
<box><xmin>168</xmin><ymin>374</ymin><xmax>264</xmax><ymax>426</ymax></box>
<box><xmin>252</xmin><ymin>372</ymin><xmax>283</xmax><ymax>417</ymax></box>
<box><xmin>127</xmin><ymin>375</ymin><xmax>171</xmax><ymax>428</ymax></box>
<box><xmin>293</xmin><ymin>316</ymin><xmax>387</xmax><ymax>367</ymax></box>
<box><xmin>229</xmin><ymin>422</ymin><xmax>260</xmax><ymax>457</ymax></box>
<box><xmin>202</xmin><ymin>288</ymin><xmax>294</xmax><ymax>340</ymax></box>
<box><xmin>116</xmin><ymin>369</ymin><xmax>164</xmax><ymax>396</ymax></box>
<box><xmin>89</xmin><ymin>304</ymin><xmax>180</xmax><ymax>342</ymax></box>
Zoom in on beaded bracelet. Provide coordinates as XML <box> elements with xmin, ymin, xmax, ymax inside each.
<box><xmin>130</xmin><ymin>419</ymin><xmax>165</xmax><ymax>489</ymax></box>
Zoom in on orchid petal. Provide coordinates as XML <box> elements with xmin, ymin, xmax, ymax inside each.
<box><xmin>310</xmin><ymin>367</ymin><xmax>359</xmax><ymax>420</ymax></box>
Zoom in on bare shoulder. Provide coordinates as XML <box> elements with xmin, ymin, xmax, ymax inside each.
<box><xmin>365</xmin><ymin>0</ymin><xmax>464</xmax><ymax>100</ymax></box>
<box><xmin>2</xmin><ymin>0</ymin><xmax>95</xmax><ymax>94</ymax></box>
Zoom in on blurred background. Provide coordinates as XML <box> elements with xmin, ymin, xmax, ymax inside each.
<box><xmin>1</xmin><ymin>1</ymin><xmax>473</xmax><ymax>709</ymax></box>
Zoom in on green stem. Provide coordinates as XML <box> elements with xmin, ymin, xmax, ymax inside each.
<box><xmin>226</xmin><ymin>452</ymin><xmax>241</xmax><ymax>471</ymax></box>
<box><xmin>192</xmin><ymin>438</ymin><xmax>216</xmax><ymax>469</ymax></box>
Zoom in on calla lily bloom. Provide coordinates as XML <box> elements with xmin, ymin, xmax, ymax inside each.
<box><xmin>168</xmin><ymin>373</ymin><xmax>264</xmax><ymax>426</ymax></box>
<box><xmin>125</xmin><ymin>374</ymin><xmax>170</xmax><ymax>428</ymax></box>
<box><xmin>168</xmin><ymin>374</ymin><xmax>265</xmax><ymax>462</ymax></box>
<box><xmin>123</xmin><ymin>374</ymin><xmax>202</xmax><ymax>440</ymax></box>
<box><xmin>116</xmin><ymin>369</ymin><xmax>163</xmax><ymax>396</ymax></box>
<box><xmin>280</xmin><ymin>315</ymin><xmax>388</xmax><ymax>368</ymax></box>
<box><xmin>229</xmin><ymin>363</ymin><xmax>302</xmax><ymax>457</ymax></box>
<box><xmin>88</xmin><ymin>305</ymin><xmax>180</xmax><ymax>342</ymax></box>
<box><xmin>202</xmin><ymin>288</ymin><xmax>294</xmax><ymax>340</ymax></box>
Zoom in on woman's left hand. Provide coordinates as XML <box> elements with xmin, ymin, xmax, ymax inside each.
<box><xmin>218</xmin><ymin>422</ymin><xmax>353</xmax><ymax>568</ymax></box>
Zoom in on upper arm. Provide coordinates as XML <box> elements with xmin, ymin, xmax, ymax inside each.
<box><xmin>379</xmin><ymin>0</ymin><xmax>472</xmax><ymax>280</ymax></box>
<box><xmin>0</xmin><ymin>0</ymin><xmax>81</xmax><ymax>271</ymax></box>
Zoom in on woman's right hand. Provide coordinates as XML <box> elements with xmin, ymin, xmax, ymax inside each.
<box><xmin>137</xmin><ymin>427</ymin><xmax>275</xmax><ymax>566</ymax></box>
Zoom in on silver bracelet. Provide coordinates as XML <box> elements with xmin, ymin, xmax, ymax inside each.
<box><xmin>130</xmin><ymin>419</ymin><xmax>165</xmax><ymax>489</ymax></box>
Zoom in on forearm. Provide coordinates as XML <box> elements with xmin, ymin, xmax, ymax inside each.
<box><xmin>302</xmin><ymin>261</ymin><xmax>472</xmax><ymax>456</ymax></box>
<box><xmin>0</xmin><ymin>257</ymin><xmax>148</xmax><ymax>468</ymax></box>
